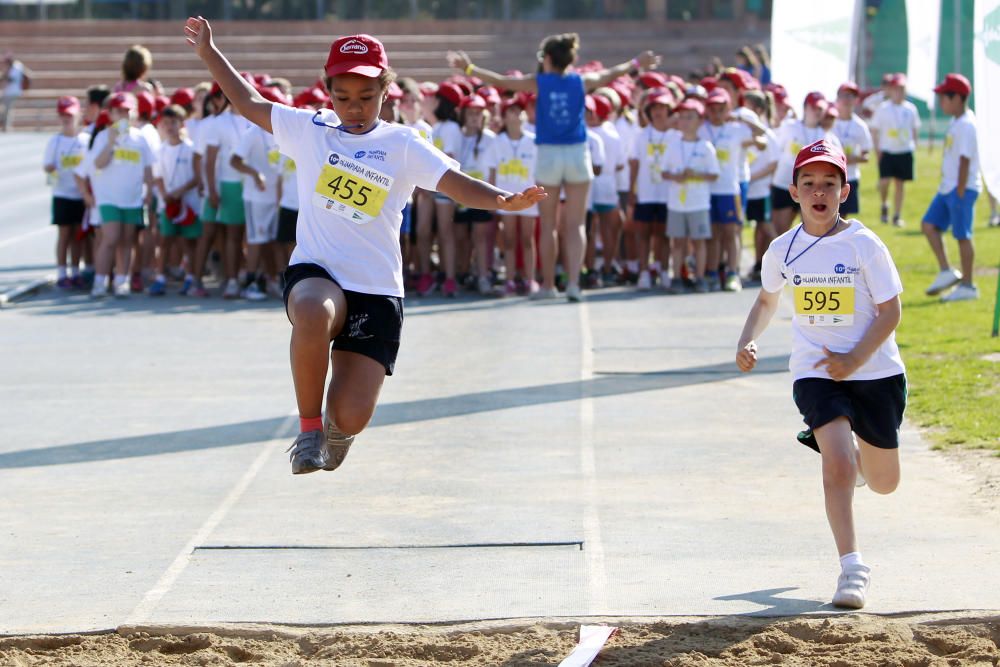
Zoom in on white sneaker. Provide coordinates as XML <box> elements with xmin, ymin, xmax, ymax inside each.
<box><xmin>477</xmin><ymin>276</ymin><xmax>493</xmax><ymax>296</ymax></box>
<box><xmin>723</xmin><ymin>274</ymin><xmax>743</xmax><ymax>292</ymax></box>
<box><xmin>222</xmin><ymin>278</ymin><xmax>240</xmax><ymax>299</ymax></box>
<box><xmin>941</xmin><ymin>284</ymin><xmax>979</xmax><ymax>302</ymax></box>
<box><xmin>637</xmin><ymin>270</ymin><xmax>652</xmax><ymax>291</ymax></box>
<box><xmin>832</xmin><ymin>563</ymin><xmax>871</xmax><ymax>609</ymax></box>
<box><xmin>925</xmin><ymin>268</ymin><xmax>962</xmax><ymax>296</ymax></box>
<box><xmin>90</xmin><ymin>283</ymin><xmax>108</xmax><ymax>299</ymax></box>
<box><xmin>241</xmin><ymin>283</ymin><xmax>267</xmax><ymax>301</ymax></box>
<box><xmin>566</xmin><ymin>284</ymin><xmax>583</xmax><ymax>302</ymax></box>
<box><xmin>113</xmin><ymin>281</ymin><xmax>131</xmax><ymax>297</ymax></box>
<box><xmin>530</xmin><ymin>287</ymin><xmax>559</xmax><ymax>300</ymax></box>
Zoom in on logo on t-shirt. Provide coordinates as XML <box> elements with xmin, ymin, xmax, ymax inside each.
<box><xmin>792</xmin><ymin>274</ymin><xmax>802</xmax><ymax>285</ymax></box>
<box><xmin>354</xmin><ymin>150</ymin><xmax>366</xmax><ymax>159</ymax></box>
<box><xmin>340</xmin><ymin>39</ymin><xmax>369</xmax><ymax>55</ymax></box>
<box><xmin>328</xmin><ymin>153</ymin><xmax>340</xmax><ymax>166</ymax></box>
<box><xmin>835</xmin><ymin>263</ymin><xmax>846</xmax><ymax>274</ymax></box>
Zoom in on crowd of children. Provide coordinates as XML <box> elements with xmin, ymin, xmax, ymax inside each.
<box><xmin>41</xmin><ymin>41</ymin><xmax>989</xmax><ymax>303</ymax></box>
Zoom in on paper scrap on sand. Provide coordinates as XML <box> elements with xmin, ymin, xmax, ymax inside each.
<box><xmin>558</xmin><ymin>624</ymin><xmax>618</xmax><ymax>667</ymax></box>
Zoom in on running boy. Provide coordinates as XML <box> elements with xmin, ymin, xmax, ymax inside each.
<box><xmin>922</xmin><ymin>73</ymin><xmax>980</xmax><ymax>302</ymax></box>
<box><xmin>184</xmin><ymin>18</ymin><xmax>545</xmax><ymax>474</ymax></box>
<box><xmin>736</xmin><ymin>139</ymin><xmax>906</xmax><ymax>610</ymax></box>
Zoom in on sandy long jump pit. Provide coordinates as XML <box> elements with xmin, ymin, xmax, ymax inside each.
<box><xmin>2</xmin><ymin>613</ymin><xmax>999</xmax><ymax>665</ymax></box>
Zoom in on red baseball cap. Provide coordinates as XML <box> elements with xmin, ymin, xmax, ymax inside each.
<box><xmin>718</xmin><ymin>67</ymin><xmax>747</xmax><ymax>90</ymax></box>
<box><xmin>155</xmin><ymin>95</ymin><xmax>170</xmax><ymax>113</ymax></box>
<box><xmin>294</xmin><ymin>87</ymin><xmax>329</xmax><ymax>108</ymax></box>
<box><xmin>609</xmin><ymin>80</ymin><xmax>633</xmax><ymax>107</ymax></box>
<box><xmin>386</xmin><ymin>81</ymin><xmax>403</xmax><ymax>101</ymax></box>
<box><xmin>803</xmin><ymin>91</ymin><xmax>827</xmax><ymax>109</ymax></box>
<box><xmin>888</xmin><ymin>72</ymin><xmax>907</xmax><ymax>87</ymax></box>
<box><xmin>170</xmin><ymin>87</ymin><xmax>195</xmax><ymax>107</ymax></box>
<box><xmin>706</xmin><ymin>88</ymin><xmax>731</xmax><ymax>106</ymax></box>
<box><xmin>793</xmin><ymin>139</ymin><xmax>847</xmax><ymax>183</ymax></box>
<box><xmin>107</xmin><ymin>92</ymin><xmax>137</xmax><ymax>111</ymax></box>
<box><xmin>584</xmin><ymin>94</ymin><xmax>597</xmax><ymax>115</ymax></box>
<box><xmin>325</xmin><ymin>34</ymin><xmax>389</xmax><ymax>78</ymax></box>
<box><xmin>675</xmin><ymin>98</ymin><xmax>705</xmax><ymax>117</ymax></box>
<box><xmin>645</xmin><ymin>90</ymin><xmax>675</xmax><ymax>109</ymax></box>
<box><xmin>135</xmin><ymin>90</ymin><xmax>155</xmax><ymax>117</ymax></box>
<box><xmin>934</xmin><ymin>73</ymin><xmax>971</xmax><ymax>97</ymax></box>
<box><xmin>477</xmin><ymin>85</ymin><xmax>501</xmax><ymax>106</ymax></box>
<box><xmin>56</xmin><ymin>95</ymin><xmax>81</xmax><ymax>116</ymax></box>
<box><xmin>766</xmin><ymin>82</ymin><xmax>788</xmax><ymax>102</ymax></box>
<box><xmin>699</xmin><ymin>76</ymin><xmax>718</xmax><ymax>92</ymax></box>
<box><xmin>592</xmin><ymin>93</ymin><xmax>612</xmax><ymax>121</ymax></box>
<box><xmin>419</xmin><ymin>81</ymin><xmax>438</xmax><ymax>97</ymax></box>
<box><xmin>501</xmin><ymin>96</ymin><xmax>525</xmax><ymax>114</ymax></box>
<box><xmin>459</xmin><ymin>95</ymin><xmax>486</xmax><ymax>110</ymax></box>
<box><xmin>837</xmin><ymin>81</ymin><xmax>860</xmax><ymax>97</ymax></box>
<box><xmin>639</xmin><ymin>71</ymin><xmax>668</xmax><ymax>89</ymax></box>
<box><xmin>436</xmin><ymin>81</ymin><xmax>464</xmax><ymax>107</ymax></box>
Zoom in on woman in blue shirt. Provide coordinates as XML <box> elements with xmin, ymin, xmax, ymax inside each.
<box><xmin>448</xmin><ymin>36</ymin><xmax>658</xmax><ymax>302</ymax></box>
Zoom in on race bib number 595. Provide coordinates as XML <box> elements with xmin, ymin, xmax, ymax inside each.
<box><xmin>312</xmin><ymin>152</ymin><xmax>393</xmax><ymax>225</ymax></box>
<box><xmin>791</xmin><ymin>273</ymin><xmax>855</xmax><ymax>326</ymax></box>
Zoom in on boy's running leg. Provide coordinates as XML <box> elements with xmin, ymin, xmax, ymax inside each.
<box><xmin>324</xmin><ymin>350</ymin><xmax>386</xmax><ymax>471</ymax></box>
<box><xmin>855</xmin><ymin>436</ymin><xmax>900</xmax><ymax>495</ymax></box>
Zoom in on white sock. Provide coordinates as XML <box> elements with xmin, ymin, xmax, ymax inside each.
<box><xmin>840</xmin><ymin>551</ymin><xmax>864</xmax><ymax>570</ymax></box>
<box><xmin>94</xmin><ymin>273</ymin><xmax>108</xmax><ymax>287</ymax></box>
<box><xmin>113</xmin><ymin>274</ymin><xmax>127</xmax><ymax>286</ymax></box>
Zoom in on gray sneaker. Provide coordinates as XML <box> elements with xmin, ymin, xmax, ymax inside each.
<box><xmin>322</xmin><ymin>417</ymin><xmax>356</xmax><ymax>472</ymax></box>
<box><xmin>285</xmin><ymin>430</ymin><xmax>328</xmax><ymax>475</ymax></box>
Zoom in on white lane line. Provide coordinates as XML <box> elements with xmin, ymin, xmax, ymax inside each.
<box><xmin>125</xmin><ymin>413</ymin><xmax>297</xmax><ymax>624</ymax></box>
<box><xmin>579</xmin><ymin>301</ymin><xmax>608</xmax><ymax>614</ymax></box>
<box><xmin>0</xmin><ymin>226</ymin><xmax>53</xmax><ymax>250</ymax></box>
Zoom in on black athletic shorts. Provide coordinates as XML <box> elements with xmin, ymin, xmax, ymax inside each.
<box><xmin>878</xmin><ymin>151</ymin><xmax>914</xmax><ymax>181</ymax></box>
<box><xmin>840</xmin><ymin>179</ymin><xmax>860</xmax><ymax>215</ymax></box>
<box><xmin>455</xmin><ymin>207</ymin><xmax>493</xmax><ymax>224</ymax></box>
<box><xmin>770</xmin><ymin>185</ymin><xmax>800</xmax><ymax>212</ymax></box>
<box><xmin>792</xmin><ymin>374</ymin><xmax>907</xmax><ymax>449</ymax></box>
<box><xmin>276</xmin><ymin>206</ymin><xmax>297</xmax><ymax>243</ymax></box>
<box><xmin>745</xmin><ymin>196</ymin><xmax>771</xmax><ymax>224</ymax></box>
<box><xmin>633</xmin><ymin>202</ymin><xmax>668</xmax><ymax>223</ymax></box>
<box><xmin>282</xmin><ymin>262</ymin><xmax>403</xmax><ymax>376</ymax></box>
<box><xmin>51</xmin><ymin>196</ymin><xmax>86</xmax><ymax>226</ymax></box>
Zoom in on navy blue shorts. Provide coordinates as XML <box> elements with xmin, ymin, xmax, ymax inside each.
<box><xmin>710</xmin><ymin>194</ymin><xmax>742</xmax><ymax>224</ymax></box>
<box><xmin>633</xmin><ymin>202</ymin><xmax>667</xmax><ymax>224</ymax></box>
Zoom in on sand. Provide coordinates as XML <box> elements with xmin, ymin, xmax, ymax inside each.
<box><xmin>2</xmin><ymin>613</ymin><xmax>998</xmax><ymax>666</ymax></box>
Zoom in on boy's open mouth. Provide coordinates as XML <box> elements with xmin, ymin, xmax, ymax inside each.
<box><xmin>812</xmin><ymin>203</ymin><xmax>829</xmax><ymax>213</ymax></box>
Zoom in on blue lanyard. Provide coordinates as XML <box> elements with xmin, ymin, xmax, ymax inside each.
<box><xmin>310</xmin><ymin>111</ymin><xmax>380</xmax><ymax>135</ymax></box>
<box><xmin>782</xmin><ymin>218</ymin><xmax>841</xmax><ymax>278</ymax></box>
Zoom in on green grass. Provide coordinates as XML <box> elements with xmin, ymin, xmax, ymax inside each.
<box><xmin>750</xmin><ymin>146</ymin><xmax>1000</xmax><ymax>451</ymax></box>
<box><xmin>856</xmin><ymin>147</ymin><xmax>1000</xmax><ymax>452</ymax></box>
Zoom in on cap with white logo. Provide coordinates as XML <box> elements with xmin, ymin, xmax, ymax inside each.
<box><xmin>325</xmin><ymin>34</ymin><xmax>389</xmax><ymax>78</ymax></box>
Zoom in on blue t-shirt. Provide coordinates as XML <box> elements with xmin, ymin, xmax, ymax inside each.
<box><xmin>535</xmin><ymin>72</ymin><xmax>586</xmax><ymax>146</ymax></box>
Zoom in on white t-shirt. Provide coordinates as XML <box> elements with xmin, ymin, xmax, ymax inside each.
<box><xmin>44</xmin><ymin>131</ymin><xmax>89</xmax><ymax>200</ymax></box>
<box><xmin>733</xmin><ymin>107</ymin><xmax>760</xmax><ymax>182</ymax></box>
<box><xmin>271</xmin><ymin>104</ymin><xmax>457</xmax><ymax>297</ymax></box>
<box><xmin>614</xmin><ymin>115</ymin><xmax>638</xmax><ymax>192</ymax></box>
<box><xmin>233</xmin><ymin>124</ymin><xmax>281</xmax><ymax>204</ymax></box>
<box><xmin>872</xmin><ymin>100</ymin><xmax>920</xmax><ymax>154</ymax></box>
<box><xmin>662</xmin><ymin>137</ymin><xmax>719</xmax><ymax>212</ymax></box>
<box><xmin>432</xmin><ymin>119</ymin><xmax>463</xmax><ymax>158</ymax></box>
<box><xmin>585</xmin><ymin>128</ymin><xmax>605</xmax><ymax>209</ymax></box>
<box><xmin>154</xmin><ymin>139</ymin><xmax>199</xmax><ymax>214</ymax></box>
<box><xmin>491</xmin><ymin>130</ymin><xmax>538</xmax><ymax>216</ymax></box>
<box><xmin>279</xmin><ymin>154</ymin><xmax>299</xmax><ymax>210</ymax></box>
<box><xmin>138</xmin><ymin>122</ymin><xmax>161</xmax><ymax>158</ymax></box>
<box><xmin>590</xmin><ymin>122</ymin><xmax>622</xmax><ymax>206</ymax></box>
<box><xmin>408</xmin><ymin>118</ymin><xmax>434</xmax><ymax>143</ymax></box>
<box><xmin>86</xmin><ymin>127</ymin><xmax>154</xmax><ymax>208</ymax></box>
<box><xmin>3</xmin><ymin>60</ymin><xmax>24</xmax><ymax>97</ymax></box>
<box><xmin>940</xmin><ymin>110</ymin><xmax>980</xmax><ymax>194</ymax></box>
<box><xmin>761</xmin><ymin>219</ymin><xmax>905</xmax><ymax>382</ymax></box>
<box><xmin>630</xmin><ymin>125</ymin><xmax>675</xmax><ymax>204</ymax></box>
<box><xmin>202</xmin><ymin>109</ymin><xmax>250</xmax><ymax>183</ymax></box>
<box><xmin>457</xmin><ymin>128</ymin><xmax>497</xmax><ymax>183</ymax></box>
<box><xmin>771</xmin><ymin>121</ymin><xmax>840</xmax><ymax>191</ymax></box>
<box><xmin>746</xmin><ymin>126</ymin><xmax>779</xmax><ymax>200</ymax></box>
<box><xmin>832</xmin><ymin>114</ymin><xmax>874</xmax><ymax>182</ymax></box>
<box><xmin>698</xmin><ymin>120</ymin><xmax>752</xmax><ymax>195</ymax></box>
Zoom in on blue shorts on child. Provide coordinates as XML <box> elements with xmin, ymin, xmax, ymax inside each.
<box><xmin>923</xmin><ymin>188</ymin><xmax>978</xmax><ymax>240</ymax></box>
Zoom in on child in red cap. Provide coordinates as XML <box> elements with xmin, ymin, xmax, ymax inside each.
<box><xmin>44</xmin><ymin>96</ymin><xmax>90</xmax><ymax>289</ymax></box>
<box><xmin>922</xmin><ymin>73</ymin><xmax>980</xmax><ymax>301</ymax></box>
<box><xmin>871</xmin><ymin>73</ymin><xmax>919</xmax><ymax>226</ymax></box>
<box><xmin>737</xmin><ymin>139</ymin><xmax>906</xmax><ymax>611</ymax></box>
<box><xmin>185</xmin><ymin>18</ymin><xmax>545</xmax><ymax>475</ymax></box>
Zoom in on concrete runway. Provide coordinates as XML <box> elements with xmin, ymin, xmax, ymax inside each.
<box><xmin>1</xmin><ymin>132</ymin><xmax>998</xmax><ymax>634</ymax></box>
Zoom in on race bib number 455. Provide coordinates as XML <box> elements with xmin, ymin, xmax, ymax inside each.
<box><xmin>313</xmin><ymin>152</ymin><xmax>393</xmax><ymax>225</ymax></box>
<box><xmin>792</xmin><ymin>273</ymin><xmax>855</xmax><ymax>326</ymax></box>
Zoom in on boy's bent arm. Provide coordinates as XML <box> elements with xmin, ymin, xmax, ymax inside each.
<box><xmin>184</xmin><ymin>17</ymin><xmax>273</xmax><ymax>133</ymax></box>
<box><xmin>815</xmin><ymin>295</ymin><xmax>901</xmax><ymax>381</ymax></box>
<box><xmin>736</xmin><ymin>287</ymin><xmax>781</xmax><ymax>371</ymax></box>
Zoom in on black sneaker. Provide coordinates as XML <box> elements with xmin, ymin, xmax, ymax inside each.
<box><xmin>880</xmin><ymin>205</ymin><xmax>889</xmax><ymax>224</ymax></box>
<box><xmin>797</xmin><ymin>428</ymin><xmax>820</xmax><ymax>454</ymax></box>
<box><xmin>286</xmin><ymin>431</ymin><xmax>328</xmax><ymax>474</ymax></box>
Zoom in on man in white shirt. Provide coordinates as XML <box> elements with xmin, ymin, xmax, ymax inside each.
<box><xmin>922</xmin><ymin>74</ymin><xmax>981</xmax><ymax>302</ymax></box>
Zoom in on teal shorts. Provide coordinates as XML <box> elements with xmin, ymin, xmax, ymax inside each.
<box><xmin>591</xmin><ymin>203</ymin><xmax>617</xmax><ymax>214</ymax></box>
<box><xmin>99</xmin><ymin>204</ymin><xmax>144</xmax><ymax>225</ymax></box>
<box><xmin>218</xmin><ymin>181</ymin><xmax>246</xmax><ymax>225</ymax></box>
<box><xmin>159</xmin><ymin>212</ymin><xmax>202</xmax><ymax>240</ymax></box>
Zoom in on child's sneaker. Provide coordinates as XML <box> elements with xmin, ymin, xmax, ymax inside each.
<box><xmin>941</xmin><ymin>284</ymin><xmax>979</xmax><ymax>302</ymax></box>
<box><xmin>90</xmin><ymin>283</ymin><xmax>108</xmax><ymax>299</ymax></box>
<box><xmin>925</xmin><ymin>268</ymin><xmax>962</xmax><ymax>296</ymax></box>
<box><xmin>179</xmin><ymin>276</ymin><xmax>194</xmax><ymax>296</ymax></box>
<box><xmin>416</xmin><ymin>273</ymin><xmax>436</xmax><ymax>297</ymax></box>
<box><xmin>222</xmin><ymin>278</ymin><xmax>240</xmax><ymax>299</ymax></box>
<box><xmin>504</xmin><ymin>280</ymin><xmax>518</xmax><ymax>296</ymax></box>
<box><xmin>637</xmin><ymin>270</ymin><xmax>652</xmax><ymax>291</ymax></box>
<box><xmin>321</xmin><ymin>416</ymin><xmax>356</xmax><ymax>472</ymax></box>
<box><xmin>113</xmin><ymin>281</ymin><xmax>131</xmax><ymax>298</ymax></box>
<box><xmin>442</xmin><ymin>277</ymin><xmax>458</xmax><ymax>298</ymax></box>
<box><xmin>566</xmin><ymin>284</ymin><xmax>583</xmax><ymax>302</ymax></box>
<box><xmin>56</xmin><ymin>276</ymin><xmax>74</xmax><ymax>289</ymax></box>
<box><xmin>832</xmin><ymin>564</ymin><xmax>871</xmax><ymax>609</ymax></box>
<box><xmin>892</xmin><ymin>215</ymin><xmax>905</xmax><ymax>228</ymax></box>
<box><xmin>693</xmin><ymin>278</ymin><xmax>709</xmax><ymax>293</ymax></box>
<box><xmin>477</xmin><ymin>275</ymin><xmax>493</xmax><ymax>296</ymax></box>
<box><xmin>705</xmin><ymin>272</ymin><xmax>721</xmax><ymax>292</ymax></box>
<box><xmin>723</xmin><ymin>274</ymin><xmax>743</xmax><ymax>292</ymax></box>
<box><xmin>880</xmin><ymin>204</ymin><xmax>889</xmax><ymax>224</ymax></box>
<box><xmin>530</xmin><ymin>286</ymin><xmax>558</xmax><ymax>300</ymax></box>
<box><xmin>130</xmin><ymin>272</ymin><xmax>144</xmax><ymax>293</ymax></box>
<box><xmin>285</xmin><ymin>430</ymin><xmax>327</xmax><ymax>475</ymax></box>
<box><xmin>147</xmin><ymin>278</ymin><xmax>167</xmax><ymax>296</ymax></box>
<box><xmin>241</xmin><ymin>282</ymin><xmax>267</xmax><ymax>301</ymax></box>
